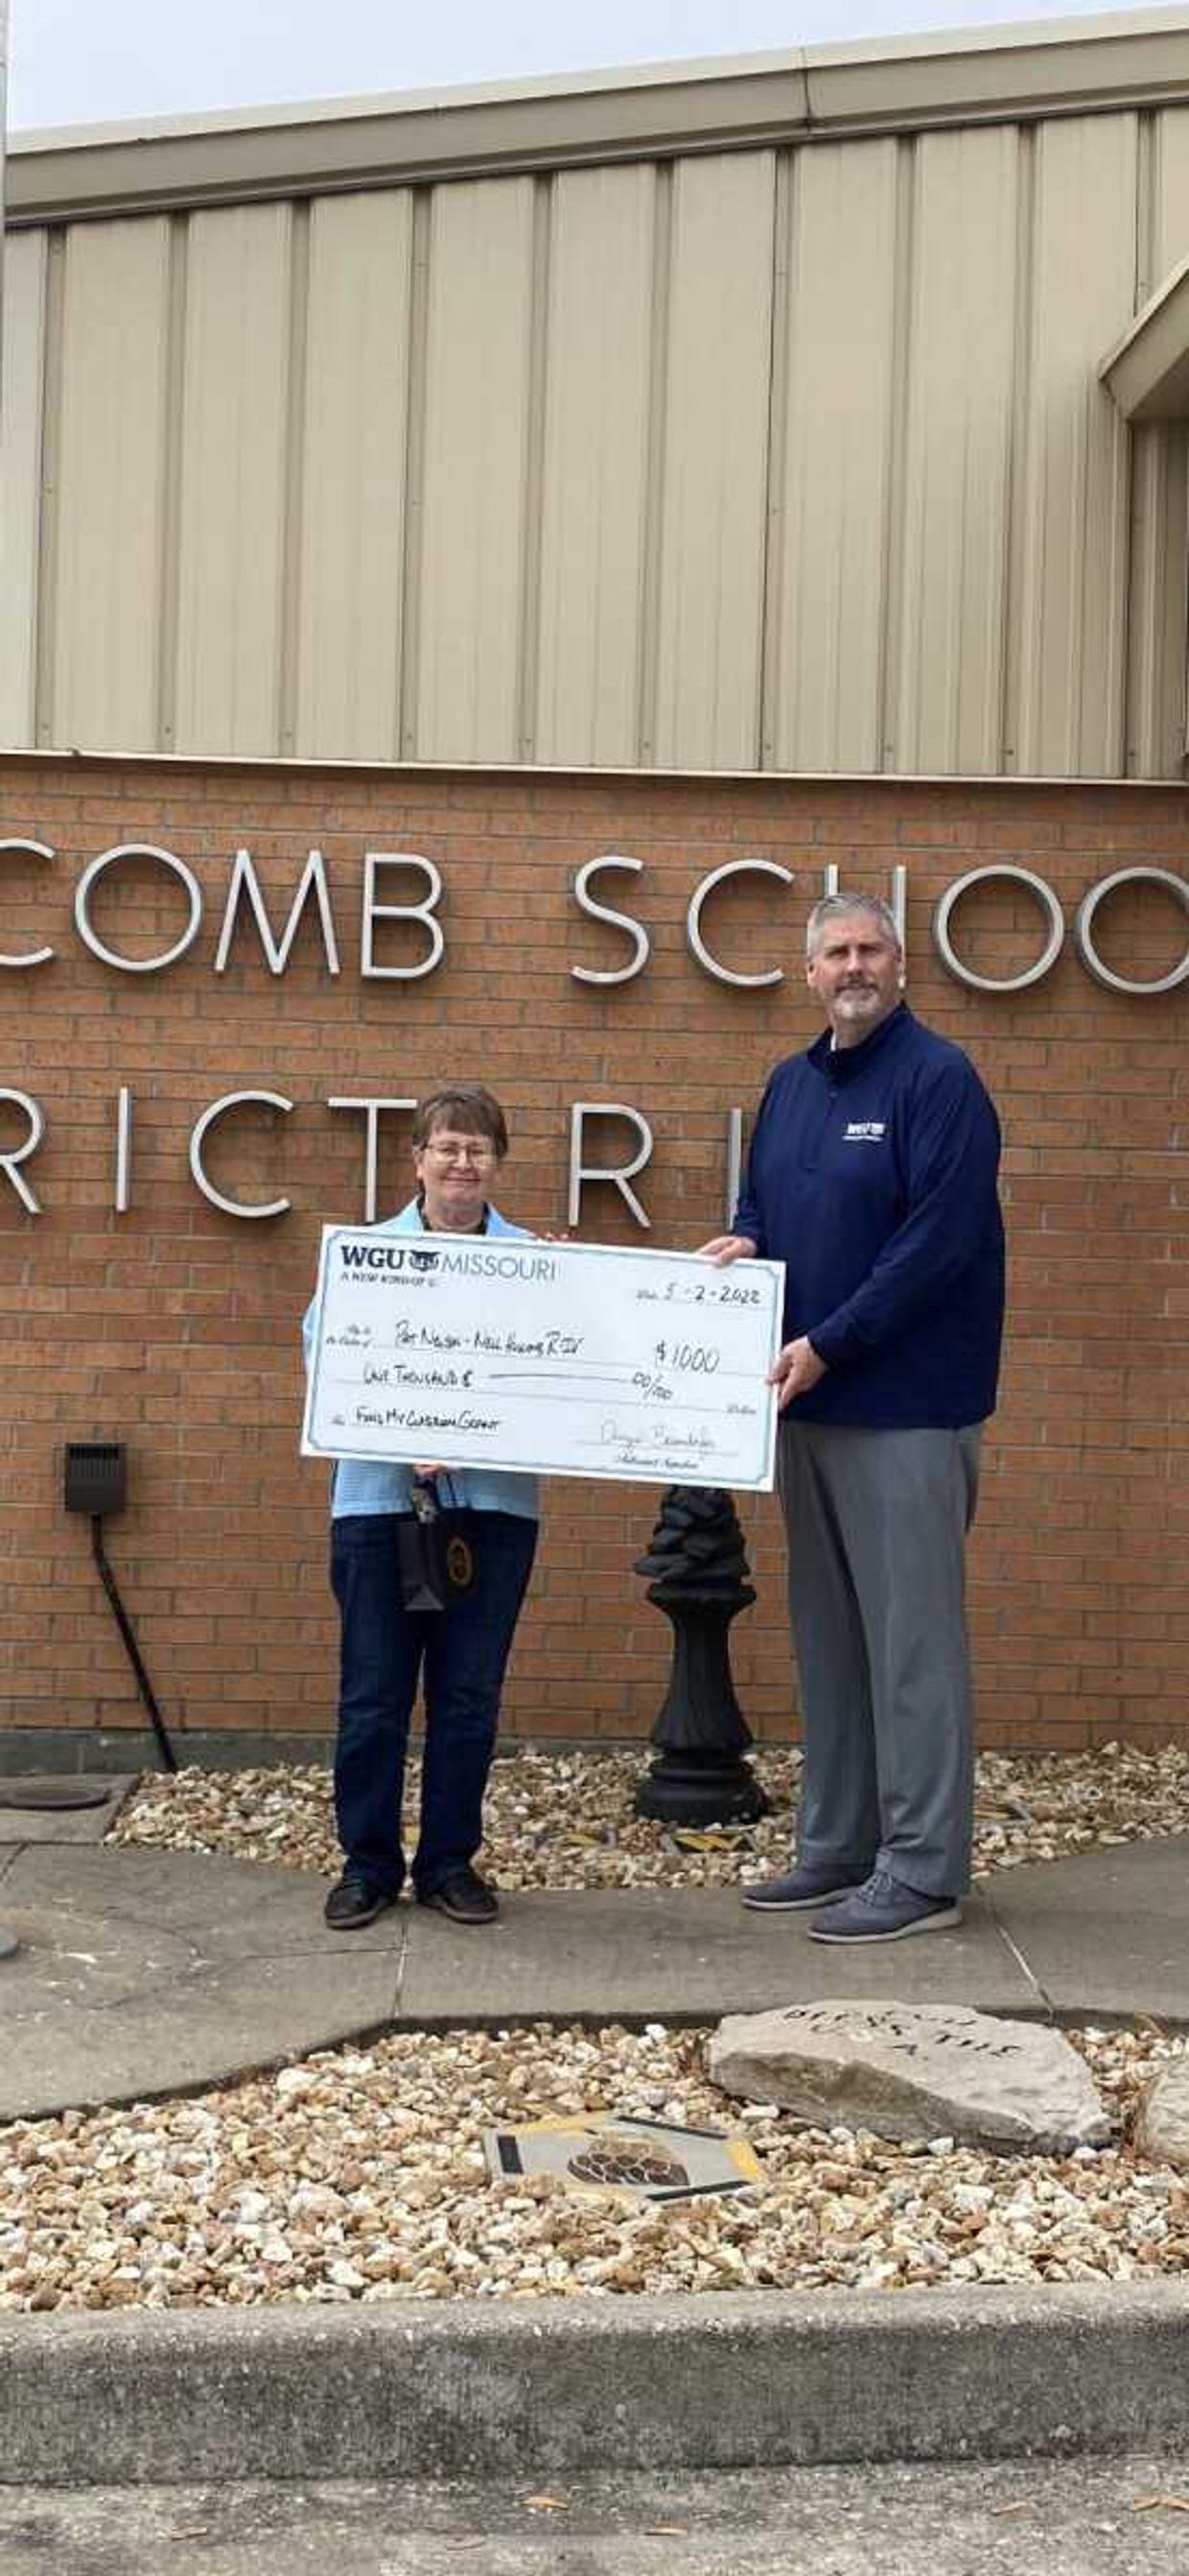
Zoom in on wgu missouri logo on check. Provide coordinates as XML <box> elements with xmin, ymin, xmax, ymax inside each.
<box><xmin>843</xmin><ymin>1120</ymin><xmax>887</xmax><ymax>1143</ymax></box>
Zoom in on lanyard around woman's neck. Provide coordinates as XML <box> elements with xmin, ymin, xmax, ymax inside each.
<box><xmin>416</xmin><ymin>1199</ymin><xmax>489</xmax><ymax>1236</ymax></box>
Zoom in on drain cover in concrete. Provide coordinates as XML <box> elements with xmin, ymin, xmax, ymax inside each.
<box><xmin>0</xmin><ymin>1778</ymin><xmax>117</xmax><ymax>1813</ymax></box>
<box><xmin>0</xmin><ymin>1777</ymin><xmax>137</xmax><ymax>1843</ymax></box>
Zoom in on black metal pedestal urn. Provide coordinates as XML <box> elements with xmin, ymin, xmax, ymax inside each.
<box><xmin>633</xmin><ymin>1486</ymin><xmax>769</xmax><ymax>1825</ymax></box>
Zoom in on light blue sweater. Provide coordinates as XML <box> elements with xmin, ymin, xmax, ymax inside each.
<box><xmin>304</xmin><ymin>1199</ymin><xmax>540</xmax><ymax>1522</ymax></box>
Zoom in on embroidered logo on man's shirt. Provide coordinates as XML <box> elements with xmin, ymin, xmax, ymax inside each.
<box><xmin>843</xmin><ymin>1120</ymin><xmax>887</xmax><ymax>1142</ymax></box>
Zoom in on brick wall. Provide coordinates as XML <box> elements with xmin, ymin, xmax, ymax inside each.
<box><xmin>1</xmin><ymin>755</ymin><xmax>1185</xmax><ymax>1755</ymax></box>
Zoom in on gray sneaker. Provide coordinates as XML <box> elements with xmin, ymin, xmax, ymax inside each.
<box><xmin>741</xmin><ymin>1863</ymin><xmax>873</xmax><ymax>1913</ymax></box>
<box><xmin>806</xmin><ymin>1867</ymin><xmax>962</xmax><ymax>1944</ymax></box>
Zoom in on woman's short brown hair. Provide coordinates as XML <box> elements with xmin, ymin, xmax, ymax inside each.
<box><xmin>412</xmin><ymin>1084</ymin><xmax>508</xmax><ymax>1158</ymax></box>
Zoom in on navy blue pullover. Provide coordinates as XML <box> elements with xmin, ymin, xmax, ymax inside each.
<box><xmin>733</xmin><ymin>1005</ymin><xmax>1004</xmax><ymax>1430</ymax></box>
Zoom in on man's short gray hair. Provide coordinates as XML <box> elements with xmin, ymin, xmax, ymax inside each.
<box><xmin>805</xmin><ymin>891</ymin><xmax>902</xmax><ymax>960</ymax></box>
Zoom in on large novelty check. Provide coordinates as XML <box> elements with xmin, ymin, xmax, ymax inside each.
<box><xmin>302</xmin><ymin>1231</ymin><xmax>785</xmax><ymax>1490</ymax></box>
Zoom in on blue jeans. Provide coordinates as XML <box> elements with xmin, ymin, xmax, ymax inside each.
<box><xmin>330</xmin><ymin>1510</ymin><xmax>537</xmax><ymax>1897</ymax></box>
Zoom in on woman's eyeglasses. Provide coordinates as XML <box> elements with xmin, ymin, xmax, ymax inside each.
<box><xmin>422</xmin><ymin>1137</ymin><xmax>496</xmax><ymax>1168</ymax></box>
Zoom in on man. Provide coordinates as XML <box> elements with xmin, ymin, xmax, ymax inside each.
<box><xmin>702</xmin><ymin>892</ymin><xmax>1004</xmax><ymax>1943</ymax></box>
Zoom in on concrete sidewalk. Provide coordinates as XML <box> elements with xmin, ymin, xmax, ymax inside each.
<box><xmin>6</xmin><ymin>1794</ymin><xmax>1189</xmax><ymax>2491</ymax></box>
<box><xmin>2</xmin><ymin>1789</ymin><xmax>1188</xmax><ymax>2119</ymax></box>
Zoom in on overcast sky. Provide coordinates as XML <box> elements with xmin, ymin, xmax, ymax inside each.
<box><xmin>7</xmin><ymin>0</ymin><xmax>1177</xmax><ymax>134</ymax></box>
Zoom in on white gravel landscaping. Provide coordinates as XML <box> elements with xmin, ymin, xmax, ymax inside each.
<box><xmin>108</xmin><ymin>1741</ymin><xmax>1189</xmax><ymax>1886</ymax></box>
<box><xmin>2</xmin><ymin>2023</ymin><xmax>1188</xmax><ymax>2315</ymax></box>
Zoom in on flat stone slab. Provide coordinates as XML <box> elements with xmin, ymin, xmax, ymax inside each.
<box><xmin>990</xmin><ymin>1836</ymin><xmax>1189</xmax><ymax>2023</ymax></box>
<box><xmin>708</xmin><ymin>2000</ymin><xmax>1109</xmax><ymax>2149</ymax></box>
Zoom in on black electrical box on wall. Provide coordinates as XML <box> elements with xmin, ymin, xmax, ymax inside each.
<box><xmin>63</xmin><ymin>1442</ymin><xmax>128</xmax><ymax>1518</ymax></box>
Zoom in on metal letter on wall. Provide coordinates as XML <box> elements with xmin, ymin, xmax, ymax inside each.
<box><xmin>571</xmin><ymin>857</ymin><xmax>650</xmax><ymax>985</ymax></box>
<box><xmin>823</xmin><ymin>861</ymin><xmax>908</xmax><ymax>951</ymax></box>
<box><xmin>0</xmin><ymin>1090</ymin><xmax>44</xmax><ymax>1213</ymax></box>
<box><xmin>687</xmin><ymin>860</ymin><xmax>793</xmax><ymax>987</ymax></box>
<box><xmin>568</xmin><ymin>1104</ymin><xmax>653</xmax><ymax>1229</ymax></box>
<box><xmin>1074</xmin><ymin>868</ymin><xmax>1189</xmax><ymax>995</ymax></box>
<box><xmin>724</xmin><ymin>1107</ymin><xmax>744</xmax><ymax>1229</ymax></box>
<box><xmin>932</xmin><ymin>865</ymin><xmax>1065</xmax><ymax>993</ymax></box>
<box><xmin>0</xmin><ymin>841</ymin><xmax>55</xmax><ymax>967</ymax></box>
<box><xmin>326</xmin><ymin>1097</ymin><xmax>417</xmax><ymax>1223</ymax></box>
<box><xmin>189</xmin><ymin>1092</ymin><xmax>294</xmax><ymax>1219</ymax></box>
<box><xmin>75</xmin><ymin>845</ymin><xmax>203</xmax><ymax>973</ymax></box>
<box><xmin>360</xmin><ymin>855</ymin><xmax>444</xmax><ymax>979</ymax></box>
<box><xmin>114</xmin><ymin>1087</ymin><xmax>132</xmax><ymax>1213</ymax></box>
<box><xmin>214</xmin><ymin>847</ymin><xmax>341</xmax><ymax>976</ymax></box>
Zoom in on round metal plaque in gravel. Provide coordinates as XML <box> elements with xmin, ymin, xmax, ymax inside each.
<box><xmin>0</xmin><ymin>1780</ymin><xmax>112</xmax><ymax>1813</ymax></box>
<box><xmin>0</xmin><ymin>1926</ymin><xmax>18</xmax><ymax>1959</ymax></box>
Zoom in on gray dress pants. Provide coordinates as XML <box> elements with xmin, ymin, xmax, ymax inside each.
<box><xmin>777</xmin><ymin>1420</ymin><xmax>983</xmax><ymax>1898</ymax></box>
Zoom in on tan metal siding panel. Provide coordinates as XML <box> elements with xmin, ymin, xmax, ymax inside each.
<box><xmin>1</xmin><ymin>107</ymin><xmax>1165</xmax><ymax>778</ymax></box>
<box><xmin>768</xmin><ymin>140</ymin><xmax>900</xmax><ymax>771</ymax></box>
<box><xmin>174</xmin><ymin>203</ymin><xmax>291</xmax><ymax>755</ymax></box>
<box><xmin>652</xmin><ymin>152</ymin><xmax>774</xmax><ymax>771</ymax></box>
<box><xmin>292</xmin><ymin>192</ymin><xmax>413</xmax><ymax>761</ymax></box>
<box><xmin>1013</xmin><ymin>114</ymin><xmax>1137</xmax><ymax>776</ymax></box>
<box><xmin>1152</xmin><ymin>105</ymin><xmax>1189</xmax><ymax>766</ymax></box>
<box><xmin>1126</xmin><ymin>105</ymin><xmax>1189</xmax><ymax>778</ymax></box>
<box><xmin>1154</xmin><ymin>104</ymin><xmax>1189</xmax><ymax>269</ymax></box>
<box><xmin>1126</xmin><ymin>408</ymin><xmax>1188</xmax><ymax>773</ymax></box>
<box><xmin>49</xmin><ymin>218</ymin><xmax>171</xmax><ymax>751</ymax></box>
<box><xmin>0</xmin><ymin>229</ymin><xmax>47</xmax><ymax>748</ymax></box>
<box><xmin>1115</xmin><ymin>112</ymin><xmax>1189</xmax><ymax>778</ymax></box>
<box><xmin>894</xmin><ymin>128</ymin><xmax>1018</xmax><ymax>773</ymax></box>
<box><xmin>534</xmin><ymin>165</ymin><xmax>654</xmax><ymax>767</ymax></box>
<box><xmin>414</xmin><ymin>178</ymin><xmax>535</xmax><ymax>762</ymax></box>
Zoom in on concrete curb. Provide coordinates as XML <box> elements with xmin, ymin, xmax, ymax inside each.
<box><xmin>4</xmin><ymin>2283</ymin><xmax>1189</xmax><ymax>2484</ymax></box>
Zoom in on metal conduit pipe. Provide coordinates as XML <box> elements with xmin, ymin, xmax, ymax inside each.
<box><xmin>63</xmin><ymin>1443</ymin><xmax>178</xmax><ymax>1775</ymax></box>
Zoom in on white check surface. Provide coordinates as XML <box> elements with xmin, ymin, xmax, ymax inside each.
<box><xmin>302</xmin><ymin>1232</ymin><xmax>784</xmax><ymax>1490</ymax></box>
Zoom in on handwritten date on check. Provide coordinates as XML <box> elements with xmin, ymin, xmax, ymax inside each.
<box><xmin>302</xmin><ymin>1232</ymin><xmax>785</xmax><ymax>1490</ymax></box>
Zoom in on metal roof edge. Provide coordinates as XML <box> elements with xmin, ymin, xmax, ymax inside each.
<box><xmin>10</xmin><ymin>52</ymin><xmax>813</xmax><ymax>151</ymax></box>
<box><xmin>5</xmin><ymin>64</ymin><xmax>811</xmax><ymax>224</ymax></box>
<box><xmin>9</xmin><ymin>10</ymin><xmax>1189</xmax><ymax>226</ymax></box>
<box><xmin>0</xmin><ymin>743</ymin><xmax>1184</xmax><ymax>791</ymax></box>
<box><xmin>805</xmin><ymin>7</ymin><xmax>1189</xmax><ymax>130</ymax></box>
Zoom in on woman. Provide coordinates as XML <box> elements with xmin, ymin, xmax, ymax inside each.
<box><xmin>310</xmin><ymin>1084</ymin><xmax>538</xmax><ymax>1929</ymax></box>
